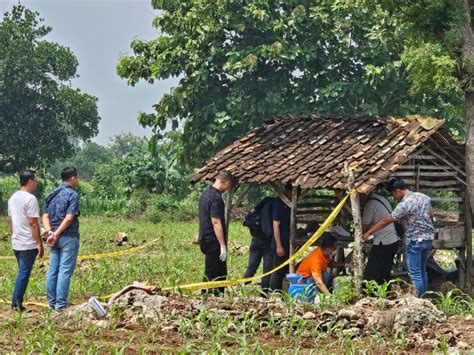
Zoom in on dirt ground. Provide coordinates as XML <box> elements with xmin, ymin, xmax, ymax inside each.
<box><xmin>2</xmin><ymin>289</ymin><xmax>473</xmax><ymax>352</ymax></box>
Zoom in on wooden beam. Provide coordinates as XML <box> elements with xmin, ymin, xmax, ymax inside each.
<box><xmin>233</xmin><ymin>184</ymin><xmax>252</xmax><ymax>208</ymax></box>
<box><xmin>289</xmin><ymin>185</ymin><xmax>299</xmax><ymax>273</ymax></box>
<box><xmin>344</xmin><ymin>163</ymin><xmax>364</xmax><ymax>295</ymax></box>
<box><xmin>424</xmin><ymin>146</ymin><xmax>467</xmax><ymax>180</ymax></box>
<box><xmin>269</xmin><ymin>182</ymin><xmax>292</xmax><ymax>208</ymax></box>
<box><xmin>224</xmin><ymin>183</ymin><xmax>238</xmax><ymax>237</ymax></box>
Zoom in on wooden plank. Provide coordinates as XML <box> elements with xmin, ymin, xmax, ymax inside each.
<box><xmin>411</xmin><ymin>155</ymin><xmax>436</xmax><ymax>160</ymax></box>
<box><xmin>399</xmin><ymin>179</ymin><xmax>462</xmax><ymax>187</ymax></box>
<box><xmin>397</xmin><ymin>165</ymin><xmax>460</xmax><ymax>171</ymax></box>
<box><xmin>289</xmin><ymin>185</ymin><xmax>299</xmax><ymax>273</ymax></box>
<box><xmin>424</xmin><ymin>146</ymin><xmax>467</xmax><ymax>180</ymax></box>
<box><xmin>297</xmin><ymin>202</ymin><xmax>337</xmax><ymax>208</ymax></box>
<box><xmin>420</xmin><ymin>187</ymin><xmax>464</xmax><ymax>192</ymax></box>
<box><xmin>430</xmin><ymin>197</ymin><xmax>463</xmax><ymax>202</ymax></box>
<box><xmin>393</xmin><ymin>171</ymin><xmax>459</xmax><ymax>178</ymax></box>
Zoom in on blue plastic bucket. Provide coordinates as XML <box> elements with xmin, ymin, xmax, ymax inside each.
<box><xmin>288</xmin><ymin>284</ymin><xmax>316</xmax><ymax>302</ymax></box>
<box><xmin>286</xmin><ymin>273</ymin><xmax>302</xmax><ymax>285</ymax></box>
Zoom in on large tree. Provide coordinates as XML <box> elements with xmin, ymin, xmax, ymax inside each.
<box><xmin>0</xmin><ymin>5</ymin><xmax>100</xmax><ymax>172</ymax></box>
<box><xmin>117</xmin><ymin>0</ymin><xmax>463</xmax><ymax>166</ymax></box>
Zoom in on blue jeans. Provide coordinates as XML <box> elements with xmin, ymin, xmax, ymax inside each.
<box><xmin>12</xmin><ymin>249</ymin><xmax>38</xmax><ymax>309</ymax></box>
<box><xmin>406</xmin><ymin>240</ymin><xmax>432</xmax><ymax>298</ymax></box>
<box><xmin>301</xmin><ymin>271</ymin><xmax>331</xmax><ymax>291</ymax></box>
<box><xmin>46</xmin><ymin>236</ymin><xmax>80</xmax><ymax>310</ymax></box>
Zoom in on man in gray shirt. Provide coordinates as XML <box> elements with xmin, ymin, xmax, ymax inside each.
<box><xmin>361</xmin><ymin>191</ymin><xmax>400</xmax><ymax>285</ymax></box>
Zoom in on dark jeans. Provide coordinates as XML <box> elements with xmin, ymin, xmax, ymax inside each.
<box><xmin>200</xmin><ymin>240</ymin><xmax>227</xmax><ymax>295</ymax></box>
<box><xmin>364</xmin><ymin>241</ymin><xmax>399</xmax><ymax>285</ymax></box>
<box><xmin>243</xmin><ymin>236</ymin><xmax>273</xmax><ymax>290</ymax></box>
<box><xmin>269</xmin><ymin>242</ymin><xmax>290</xmax><ymax>291</ymax></box>
<box><xmin>12</xmin><ymin>249</ymin><xmax>38</xmax><ymax>309</ymax></box>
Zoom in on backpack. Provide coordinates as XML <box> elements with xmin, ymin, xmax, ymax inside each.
<box><xmin>243</xmin><ymin>197</ymin><xmax>275</xmax><ymax>240</ymax></box>
<box><xmin>367</xmin><ymin>197</ymin><xmax>405</xmax><ymax>238</ymax></box>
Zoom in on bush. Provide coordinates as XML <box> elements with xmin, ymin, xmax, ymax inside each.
<box><xmin>144</xmin><ymin>192</ymin><xmax>199</xmax><ymax>223</ymax></box>
<box><xmin>127</xmin><ymin>189</ymin><xmax>152</xmax><ymax>216</ymax></box>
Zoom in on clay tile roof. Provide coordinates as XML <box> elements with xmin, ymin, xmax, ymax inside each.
<box><xmin>190</xmin><ymin>114</ymin><xmax>448</xmax><ymax>193</ymax></box>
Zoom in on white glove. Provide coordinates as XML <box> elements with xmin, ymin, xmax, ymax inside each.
<box><xmin>219</xmin><ymin>245</ymin><xmax>227</xmax><ymax>262</ymax></box>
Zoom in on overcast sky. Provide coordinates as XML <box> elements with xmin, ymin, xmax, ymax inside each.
<box><xmin>1</xmin><ymin>0</ymin><xmax>176</xmax><ymax>145</ymax></box>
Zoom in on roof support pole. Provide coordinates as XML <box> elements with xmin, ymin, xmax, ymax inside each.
<box><xmin>289</xmin><ymin>184</ymin><xmax>299</xmax><ymax>273</ymax></box>
<box><xmin>345</xmin><ymin>164</ymin><xmax>364</xmax><ymax>295</ymax></box>
<box><xmin>224</xmin><ymin>183</ymin><xmax>239</xmax><ymax>238</ymax></box>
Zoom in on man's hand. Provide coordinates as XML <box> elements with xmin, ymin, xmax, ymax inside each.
<box><xmin>37</xmin><ymin>244</ymin><xmax>44</xmax><ymax>259</ymax></box>
<box><xmin>276</xmin><ymin>244</ymin><xmax>285</xmax><ymax>257</ymax></box>
<box><xmin>362</xmin><ymin>232</ymin><xmax>370</xmax><ymax>241</ymax></box>
<box><xmin>219</xmin><ymin>245</ymin><xmax>227</xmax><ymax>262</ymax></box>
<box><xmin>46</xmin><ymin>231</ymin><xmax>59</xmax><ymax>247</ymax></box>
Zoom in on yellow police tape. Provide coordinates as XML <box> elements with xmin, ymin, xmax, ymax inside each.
<box><xmin>0</xmin><ymin>238</ymin><xmax>159</xmax><ymax>261</ymax></box>
<box><xmin>0</xmin><ymin>193</ymin><xmax>349</xmax><ymax>307</ymax></box>
<box><xmin>162</xmin><ymin>193</ymin><xmax>349</xmax><ymax>292</ymax></box>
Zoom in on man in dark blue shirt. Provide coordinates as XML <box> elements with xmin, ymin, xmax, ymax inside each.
<box><xmin>269</xmin><ymin>185</ymin><xmax>292</xmax><ymax>291</ymax></box>
<box><xmin>43</xmin><ymin>167</ymin><xmax>80</xmax><ymax>310</ymax></box>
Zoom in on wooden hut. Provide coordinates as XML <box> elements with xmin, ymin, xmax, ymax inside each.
<box><xmin>190</xmin><ymin>115</ymin><xmax>472</xmax><ymax>290</ymax></box>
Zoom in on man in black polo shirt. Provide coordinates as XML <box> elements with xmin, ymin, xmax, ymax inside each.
<box><xmin>199</xmin><ymin>171</ymin><xmax>233</xmax><ymax>295</ymax></box>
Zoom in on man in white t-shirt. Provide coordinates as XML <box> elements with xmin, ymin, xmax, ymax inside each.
<box><xmin>360</xmin><ymin>191</ymin><xmax>400</xmax><ymax>285</ymax></box>
<box><xmin>7</xmin><ymin>170</ymin><xmax>44</xmax><ymax>311</ymax></box>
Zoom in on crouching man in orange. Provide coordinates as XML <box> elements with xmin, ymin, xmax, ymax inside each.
<box><xmin>296</xmin><ymin>235</ymin><xmax>344</xmax><ymax>295</ymax></box>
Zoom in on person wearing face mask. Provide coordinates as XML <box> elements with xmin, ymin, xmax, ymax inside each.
<box><xmin>296</xmin><ymin>235</ymin><xmax>344</xmax><ymax>295</ymax></box>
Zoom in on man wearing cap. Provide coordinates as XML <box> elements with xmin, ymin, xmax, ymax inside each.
<box><xmin>362</xmin><ymin>179</ymin><xmax>435</xmax><ymax>297</ymax></box>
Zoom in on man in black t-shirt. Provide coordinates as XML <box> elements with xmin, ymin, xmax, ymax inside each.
<box><xmin>269</xmin><ymin>184</ymin><xmax>292</xmax><ymax>291</ymax></box>
<box><xmin>198</xmin><ymin>171</ymin><xmax>233</xmax><ymax>295</ymax></box>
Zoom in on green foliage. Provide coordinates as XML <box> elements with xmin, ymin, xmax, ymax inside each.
<box><xmin>144</xmin><ymin>191</ymin><xmax>199</xmax><ymax>223</ymax></box>
<box><xmin>430</xmin><ymin>289</ymin><xmax>474</xmax><ymax>315</ymax></box>
<box><xmin>0</xmin><ymin>5</ymin><xmax>100</xmax><ymax>172</ymax></box>
<box><xmin>118</xmin><ymin>0</ymin><xmax>466</xmax><ymax>166</ymax></box>
<box><xmin>49</xmin><ymin>142</ymin><xmax>114</xmax><ymax>181</ymax></box>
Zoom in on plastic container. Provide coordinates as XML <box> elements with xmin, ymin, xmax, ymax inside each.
<box><xmin>88</xmin><ymin>296</ymin><xmax>107</xmax><ymax>317</ymax></box>
<box><xmin>286</xmin><ymin>273</ymin><xmax>302</xmax><ymax>285</ymax></box>
<box><xmin>288</xmin><ymin>284</ymin><xmax>316</xmax><ymax>302</ymax></box>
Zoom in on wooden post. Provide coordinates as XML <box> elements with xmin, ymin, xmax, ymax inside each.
<box><xmin>345</xmin><ymin>164</ymin><xmax>364</xmax><ymax>295</ymax></box>
<box><xmin>224</xmin><ymin>184</ymin><xmax>238</xmax><ymax>238</ymax></box>
<box><xmin>289</xmin><ymin>184</ymin><xmax>299</xmax><ymax>273</ymax></box>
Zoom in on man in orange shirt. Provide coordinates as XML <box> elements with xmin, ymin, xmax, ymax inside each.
<box><xmin>296</xmin><ymin>235</ymin><xmax>344</xmax><ymax>295</ymax></box>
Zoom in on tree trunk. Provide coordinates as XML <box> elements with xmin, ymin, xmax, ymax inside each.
<box><xmin>462</xmin><ymin>0</ymin><xmax>474</xmax><ymax>291</ymax></box>
<box><xmin>463</xmin><ymin>0</ymin><xmax>474</xmax><ymax>213</ymax></box>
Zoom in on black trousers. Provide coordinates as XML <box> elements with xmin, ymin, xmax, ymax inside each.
<box><xmin>200</xmin><ymin>240</ymin><xmax>227</xmax><ymax>295</ymax></box>
<box><xmin>243</xmin><ymin>236</ymin><xmax>273</xmax><ymax>290</ymax></box>
<box><xmin>364</xmin><ymin>240</ymin><xmax>399</xmax><ymax>285</ymax></box>
<box><xmin>269</xmin><ymin>241</ymin><xmax>290</xmax><ymax>291</ymax></box>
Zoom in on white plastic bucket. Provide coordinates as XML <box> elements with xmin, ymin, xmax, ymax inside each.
<box><xmin>88</xmin><ymin>297</ymin><xmax>107</xmax><ymax>317</ymax></box>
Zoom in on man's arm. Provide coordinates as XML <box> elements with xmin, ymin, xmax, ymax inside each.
<box><xmin>52</xmin><ymin>214</ymin><xmax>75</xmax><ymax>238</ymax></box>
<box><xmin>29</xmin><ymin>217</ymin><xmax>43</xmax><ymax>258</ymax></box>
<box><xmin>362</xmin><ymin>217</ymin><xmax>396</xmax><ymax>240</ymax></box>
<box><xmin>362</xmin><ymin>224</ymin><xmax>370</xmax><ymax>233</ymax></box>
<box><xmin>313</xmin><ymin>274</ymin><xmax>330</xmax><ymax>295</ymax></box>
<box><xmin>273</xmin><ymin>220</ymin><xmax>285</xmax><ymax>257</ymax></box>
<box><xmin>211</xmin><ymin>217</ymin><xmax>226</xmax><ymax>247</ymax></box>
<box><xmin>329</xmin><ymin>260</ymin><xmax>345</xmax><ymax>268</ymax></box>
<box><xmin>7</xmin><ymin>217</ymin><xmax>12</xmax><ymax>234</ymax></box>
<box><xmin>42</xmin><ymin>213</ymin><xmax>51</xmax><ymax>233</ymax></box>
